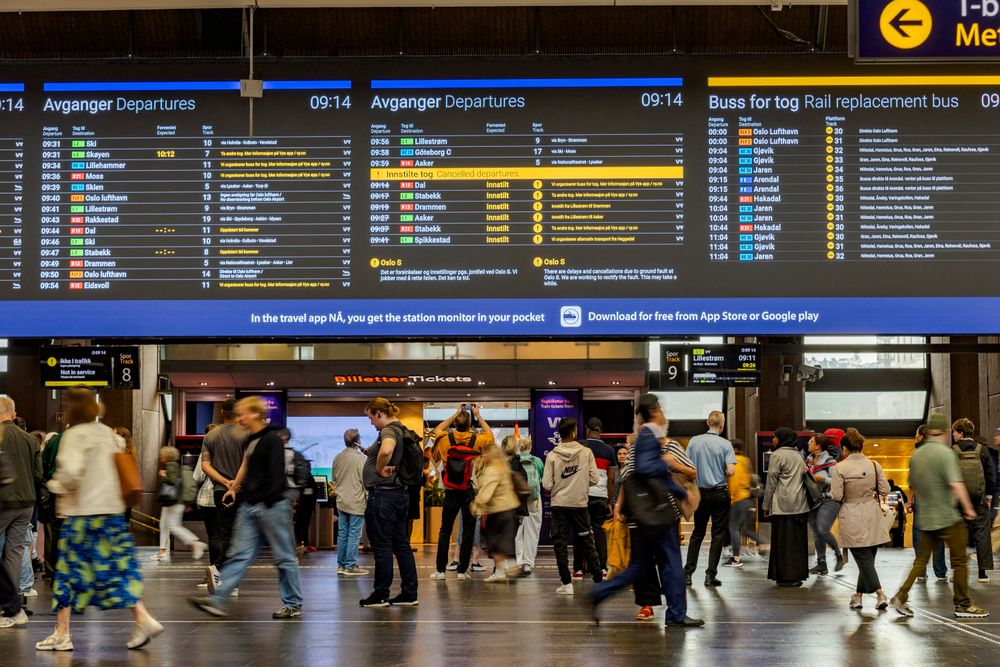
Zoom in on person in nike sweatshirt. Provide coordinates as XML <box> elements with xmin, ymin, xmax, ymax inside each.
<box><xmin>543</xmin><ymin>417</ymin><xmax>604</xmax><ymax>594</ymax></box>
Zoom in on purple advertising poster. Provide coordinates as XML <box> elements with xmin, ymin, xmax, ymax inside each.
<box><xmin>235</xmin><ymin>389</ymin><xmax>287</xmax><ymax>428</ymax></box>
<box><xmin>530</xmin><ymin>388</ymin><xmax>583</xmax><ymax>546</ymax></box>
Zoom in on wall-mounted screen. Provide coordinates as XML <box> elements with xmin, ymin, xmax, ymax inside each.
<box><xmin>4</xmin><ymin>59</ymin><xmax>1000</xmax><ymax>336</ymax></box>
<box><xmin>286</xmin><ymin>415</ymin><xmax>378</xmax><ymax>478</ymax></box>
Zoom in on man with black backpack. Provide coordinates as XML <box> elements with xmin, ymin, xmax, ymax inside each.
<box><xmin>952</xmin><ymin>418</ymin><xmax>994</xmax><ymax>583</ymax></box>
<box><xmin>429</xmin><ymin>404</ymin><xmax>493</xmax><ymax>581</ymax></box>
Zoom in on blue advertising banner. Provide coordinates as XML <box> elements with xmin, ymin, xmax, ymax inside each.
<box><xmin>235</xmin><ymin>389</ymin><xmax>287</xmax><ymax>428</ymax></box>
<box><xmin>857</xmin><ymin>0</ymin><xmax>1000</xmax><ymax>60</ymax></box>
<box><xmin>530</xmin><ymin>388</ymin><xmax>583</xmax><ymax>546</ymax></box>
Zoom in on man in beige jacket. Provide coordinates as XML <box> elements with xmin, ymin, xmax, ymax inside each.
<box><xmin>543</xmin><ymin>417</ymin><xmax>602</xmax><ymax>595</ymax></box>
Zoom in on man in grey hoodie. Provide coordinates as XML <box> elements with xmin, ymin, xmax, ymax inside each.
<box><xmin>543</xmin><ymin>417</ymin><xmax>603</xmax><ymax>595</ymax></box>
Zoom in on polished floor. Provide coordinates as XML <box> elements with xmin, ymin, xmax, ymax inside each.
<box><xmin>3</xmin><ymin>544</ymin><xmax>1000</xmax><ymax>665</ymax></box>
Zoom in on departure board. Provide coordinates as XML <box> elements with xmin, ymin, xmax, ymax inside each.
<box><xmin>4</xmin><ymin>60</ymin><xmax>1000</xmax><ymax>337</ymax></box>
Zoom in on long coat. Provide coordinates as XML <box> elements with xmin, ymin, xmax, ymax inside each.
<box><xmin>830</xmin><ymin>453</ymin><xmax>890</xmax><ymax>548</ymax></box>
<box><xmin>763</xmin><ymin>446</ymin><xmax>809</xmax><ymax>516</ymax></box>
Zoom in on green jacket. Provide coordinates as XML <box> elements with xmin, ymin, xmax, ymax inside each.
<box><xmin>0</xmin><ymin>421</ymin><xmax>42</xmax><ymax>509</ymax></box>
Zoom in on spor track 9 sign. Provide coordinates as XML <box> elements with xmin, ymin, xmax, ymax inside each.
<box><xmin>856</xmin><ymin>0</ymin><xmax>1000</xmax><ymax>60</ymax></box>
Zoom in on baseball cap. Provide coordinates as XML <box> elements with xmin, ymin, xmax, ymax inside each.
<box><xmin>822</xmin><ymin>428</ymin><xmax>845</xmax><ymax>447</ymax></box>
<box><xmin>586</xmin><ymin>417</ymin><xmax>603</xmax><ymax>431</ymax></box>
<box><xmin>926</xmin><ymin>413</ymin><xmax>949</xmax><ymax>432</ymax></box>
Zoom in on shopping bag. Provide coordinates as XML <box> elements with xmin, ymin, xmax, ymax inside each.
<box><xmin>603</xmin><ymin>518</ymin><xmax>631</xmax><ymax>578</ymax></box>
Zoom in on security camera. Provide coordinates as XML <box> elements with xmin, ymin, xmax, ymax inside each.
<box><xmin>796</xmin><ymin>364</ymin><xmax>824</xmax><ymax>383</ymax></box>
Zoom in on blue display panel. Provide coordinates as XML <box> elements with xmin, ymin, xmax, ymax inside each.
<box><xmin>3</xmin><ymin>59</ymin><xmax>1000</xmax><ymax>337</ymax></box>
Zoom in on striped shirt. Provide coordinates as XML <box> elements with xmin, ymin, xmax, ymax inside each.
<box><xmin>620</xmin><ymin>423</ymin><xmax>694</xmax><ymax>483</ymax></box>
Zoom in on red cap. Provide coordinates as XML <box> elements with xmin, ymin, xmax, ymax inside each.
<box><xmin>823</xmin><ymin>428</ymin><xmax>845</xmax><ymax>447</ymax></box>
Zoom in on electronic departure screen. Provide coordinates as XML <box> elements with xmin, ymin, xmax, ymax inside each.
<box><xmin>4</xmin><ymin>59</ymin><xmax>1000</xmax><ymax>337</ymax></box>
<box><xmin>689</xmin><ymin>345</ymin><xmax>761</xmax><ymax>387</ymax></box>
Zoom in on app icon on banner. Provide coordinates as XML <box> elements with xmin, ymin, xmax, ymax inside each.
<box><xmin>560</xmin><ymin>306</ymin><xmax>582</xmax><ymax>328</ymax></box>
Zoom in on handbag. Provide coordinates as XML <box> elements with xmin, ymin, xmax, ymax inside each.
<box><xmin>156</xmin><ymin>478</ymin><xmax>179</xmax><ymax>506</ymax></box>
<box><xmin>623</xmin><ymin>474</ymin><xmax>680</xmax><ymax>535</ymax></box>
<box><xmin>871</xmin><ymin>460</ymin><xmax>895</xmax><ymax>538</ymax></box>
<box><xmin>115</xmin><ymin>450</ymin><xmax>143</xmax><ymax>506</ymax></box>
<box><xmin>802</xmin><ymin>469</ymin><xmax>824</xmax><ymax>509</ymax></box>
<box><xmin>674</xmin><ymin>472</ymin><xmax>700</xmax><ymax>521</ymax></box>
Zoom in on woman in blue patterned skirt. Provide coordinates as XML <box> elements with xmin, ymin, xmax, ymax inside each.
<box><xmin>37</xmin><ymin>387</ymin><xmax>162</xmax><ymax>652</ymax></box>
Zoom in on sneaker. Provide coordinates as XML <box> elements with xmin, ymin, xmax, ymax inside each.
<box><xmin>205</xmin><ymin>566</ymin><xmax>220</xmax><ymax>594</ymax></box>
<box><xmin>938</xmin><ymin>576</ymin><xmax>949</xmax><ymax>583</ymax></box>
<box><xmin>189</xmin><ymin>596</ymin><xmax>227</xmax><ymax>618</ymax></box>
<box><xmin>196</xmin><ymin>579</ymin><xmax>209</xmax><ymax>589</ymax></box>
<box><xmin>849</xmin><ymin>593</ymin><xmax>863</xmax><ymax>610</ymax></box>
<box><xmin>22</xmin><ymin>589</ymin><xmax>38</xmax><ymax>598</ymax></box>
<box><xmin>470</xmin><ymin>563</ymin><xmax>486</xmax><ymax>573</ymax></box>
<box><xmin>150</xmin><ymin>552</ymin><xmax>170</xmax><ymax>563</ymax></box>
<box><xmin>504</xmin><ymin>565</ymin><xmax>523</xmax><ymax>579</ymax></box>
<box><xmin>456</xmin><ymin>573</ymin><xmax>472</xmax><ymax>581</ymax></box>
<box><xmin>484</xmin><ymin>571</ymin><xmax>508</xmax><ymax>584</ymax></box>
<box><xmin>35</xmin><ymin>632</ymin><xmax>73</xmax><ymax>651</ymax></box>
<box><xmin>572</xmin><ymin>570</ymin><xmax>584</xmax><ymax>580</ymax></box>
<box><xmin>725</xmin><ymin>559</ymin><xmax>743</xmax><ymax>569</ymax></box>
<box><xmin>388</xmin><ymin>594</ymin><xmax>419</xmax><ymax>607</ymax></box>
<box><xmin>636</xmin><ymin>605</ymin><xmax>655</xmax><ymax>621</ymax></box>
<box><xmin>916</xmin><ymin>576</ymin><xmax>927</xmax><ymax>583</ymax></box>
<box><xmin>834</xmin><ymin>555</ymin><xmax>846</xmax><ymax>573</ymax></box>
<box><xmin>521</xmin><ymin>565</ymin><xmax>533</xmax><ymax>576</ymax></box>
<box><xmin>876</xmin><ymin>591</ymin><xmax>889</xmax><ymax>610</ymax></box>
<box><xmin>346</xmin><ymin>567</ymin><xmax>369</xmax><ymax>576</ymax></box>
<box><xmin>555</xmin><ymin>583</ymin><xmax>574</xmax><ymax>595</ymax></box>
<box><xmin>446</xmin><ymin>561</ymin><xmax>460</xmax><ymax>571</ymax></box>
<box><xmin>979</xmin><ymin>572</ymin><xmax>989</xmax><ymax>583</ymax></box>
<box><xmin>337</xmin><ymin>567</ymin><xmax>349</xmax><ymax>576</ymax></box>
<box><xmin>191</xmin><ymin>542</ymin><xmax>207</xmax><ymax>561</ymax></box>
<box><xmin>231</xmin><ymin>588</ymin><xmax>239</xmax><ymax>597</ymax></box>
<box><xmin>890</xmin><ymin>595</ymin><xmax>913</xmax><ymax>617</ymax></box>
<box><xmin>955</xmin><ymin>604</ymin><xmax>990</xmax><ymax>618</ymax></box>
<box><xmin>126</xmin><ymin>617</ymin><xmax>164</xmax><ymax>649</ymax></box>
<box><xmin>359</xmin><ymin>593</ymin><xmax>390</xmax><ymax>608</ymax></box>
<box><xmin>0</xmin><ymin>610</ymin><xmax>28</xmax><ymax>628</ymax></box>
<box><xmin>809</xmin><ymin>564</ymin><xmax>828</xmax><ymax>575</ymax></box>
<box><xmin>430</xmin><ymin>571</ymin><xmax>446</xmax><ymax>580</ymax></box>
<box><xmin>272</xmin><ymin>606</ymin><xmax>303</xmax><ymax>619</ymax></box>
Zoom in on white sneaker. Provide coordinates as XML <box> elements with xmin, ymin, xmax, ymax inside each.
<box><xmin>191</xmin><ymin>542</ymin><xmax>207</xmax><ymax>561</ymax></box>
<box><xmin>231</xmin><ymin>588</ymin><xmax>239</xmax><ymax>597</ymax></box>
<box><xmin>555</xmin><ymin>583</ymin><xmax>574</xmax><ymax>595</ymax></box>
<box><xmin>338</xmin><ymin>567</ymin><xmax>349</xmax><ymax>576</ymax></box>
<box><xmin>484</xmin><ymin>572</ymin><xmax>508</xmax><ymax>584</ymax></box>
<box><xmin>36</xmin><ymin>632</ymin><xmax>73</xmax><ymax>651</ymax></box>
<box><xmin>22</xmin><ymin>589</ymin><xmax>38</xmax><ymax>598</ymax></box>
<box><xmin>0</xmin><ymin>610</ymin><xmax>28</xmax><ymax>628</ymax></box>
<box><xmin>456</xmin><ymin>573</ymin><xmax>472</xmax><ymax>581</ymax></box>
<box><xmin>126</xmin><ymin>617</ymin><xmax>163</xmax><ymax>649</ymax></box>
<box><xmin>430</xmin><ymin>571</ymin><xmax>446</xmax><ymax>580</ymax></box>
<box><xmin>150</xmin><ymin>552</ymin><xmax>170</xmax><ymax>563</ymax></box>
<box><xmin>345</xmin><ymin>567</ymin><xmax>368</xmax><ymax>576</ymax></box>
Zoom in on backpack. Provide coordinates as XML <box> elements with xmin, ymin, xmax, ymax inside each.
<box><xmin>179</xmin><ymin>463</ymin><xmax>198</xmax><ymax>504</ymax></box>
<box><xmin>517</xmin><ymin>452</ymin><xmax>541</xmax><ymax>502</ymax></box>
<box><xmin>442</xmin><ymin>432</ymin><xmax>480</xmax><ymax>491</ymax></box>
<box><xmin>953</xmin><ymin>443</ymin><xmax>986</xmax><ymax>499</ymax></box>
<box><xmin>287</xmin><ymin>448</ymin><xmax>313</xmax><ymax>490</ymax></box>
<box><xmin>509</xmin><ymin>458</ymin><xmax>531</xmax><ymax>516</ymax></box>
<box><xmin>388</xmin><ymin>422</ymin><xmax>425</xmax><ymax>487</ymax></box>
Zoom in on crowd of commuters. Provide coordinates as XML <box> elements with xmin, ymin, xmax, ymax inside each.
<box><xmin>2</xmin><ymin>387</ymin><xmax>999</xmax><ymax>653</ymax></box>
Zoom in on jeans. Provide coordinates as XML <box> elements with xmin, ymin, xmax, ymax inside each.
<box><xmin>159</xmin><ymin>503</ymin><xmax>199</xmax><ymax>550</ymax></box>
<box><xmin>897</xmin><ymin>521</ymin><xmax>971</xmax><ymax>610</ymax></box>
<box><xmin>551</xmin><ymin>507</ymin><xmax>602</xmax><ymax>585</ymax></box>
<box><xmin>0</xmin><ymin>524</ymin><xmax>34</xmax><ymax>593</ymax></box>
<box><xmin>337</xmin><ymin>511</ymin><xmax>365</xmax><ymax>569</ymax></box>
<box><xmin>808</xmin><ymin>499</ymin><xmax>842</xmax><ymax>565</ymax></box>
<box><xmin>685</xmin><ymin>487</ymin><xmax>730</xmax><ymax>578</ymax></box>
<box><xmin>213</xmin><ymin>490</ymin><xmax>240</xmax><ymax>568</ymax></box>
<box><xmin>966</xmin><ymin>500</ymin><xmax>994</xmax><ymax>571</ymax></box>
<box><xmin>574</xmin><ymin>498</ymin><xmax>610</xmax><ymax>572</ymax></box>
<box><xmin>728</xmin><ymin>498</ymin><xmax>761</xmax><ymax>558</ymax></box>
<box><xmin>0</xmin><ymin>507</ymin><xmax>32</xmax><ymax>594</ymax></box>
<box><xmin>436</xmin><ymin>489</ymin><xmax>475</xmax><ymax>573</ymax></box>
<box><xmin>209</xmin><ymin>500</ymin><xmax>303</xmax><ymax>610</ymax></box>
<box><xmin>851</xmin><ymin>546</ymin><xmax>881</xmax><ymax>593</ymax></box>
<box><xmin>515</xmin><ymin>499</ymin><xmax>542</xmax><ymax>568</ymax></box>
<box><xmin>912</xmin><ymin>500</ymin><xmax>947</xmax><ymax>578</ymax></box>
<box><xmin>366</xmin><ymin>487</ymin><xmax>417</xmax><ymax>600</ymax></box>
<box><xmin>593</xmin><ymin>525</ymin><xmax>687</xmax><ymax>624</ymax></box>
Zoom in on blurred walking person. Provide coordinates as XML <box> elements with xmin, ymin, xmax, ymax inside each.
<box><xmin>152</xmin><ymin>446</ymin><xmax>206</xmax><ymax>564</ymax></box>
<box><xmin>830</xmin><ymin>428</ymin><xmax>891</xmax><ymax>610</ymax></box>
<box><xmin>764</xmin><ymin>427</ymin><xmax>810</xmax><ymax>587</ymax></box>
<box><xmin>725</xmin><ymin>439</ymin><xmax>761</xmax><ymax>569</ymax></box>
<box><xmin>471</xmin><ymin>443</ymin><xmax>522</xmax><ymax>583</ymax></box>
<box><xmin>38</xmin><ymin>388</ymin><xmax>162</xmax><ymax>651</ymax></box>
<box><xmin>511</xmin><ymin>437</ymin><xmax>543</xmax><ymax>576</ymax></box>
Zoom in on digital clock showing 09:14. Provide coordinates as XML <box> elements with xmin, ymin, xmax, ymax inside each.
<box><xmin>640</xmin><ymin>91</ymin><xmax>682</xmax><ymax>108</ymax></box>
<box><xmin>309</xmin><ymin>94</ymin><xmax>352</xmax><ymax>110</ymax></box>
<box><xmin>0</xmin><ymin>97</ymin><xmax>24</xmax><ymax>112</ymax></box>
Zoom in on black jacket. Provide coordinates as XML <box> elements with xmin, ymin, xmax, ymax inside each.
<box><xmin>0</xmin><ymin>421</ymin><xmax>42</xmax><ymax>509</ymax></box>
<box><xmin>242</xmin><ymin>424</ymin><xmax>288</xmax><ymax>507</ymax></box>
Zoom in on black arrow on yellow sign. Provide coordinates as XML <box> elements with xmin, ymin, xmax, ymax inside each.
<box><xmin>888</xmin><ymin>7</ymin><xmax>923</xmax><ymax>37</ymax></box>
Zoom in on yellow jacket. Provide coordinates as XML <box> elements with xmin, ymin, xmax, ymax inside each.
<box><xmin>471</xmin><ymin>462</ymin><xmax>520</xmax><ymax>516</ymax></box>
<box><xmin>729</xmin><ymin>454</ymin><xmax>752</xmax><ymax>503</ymax></box>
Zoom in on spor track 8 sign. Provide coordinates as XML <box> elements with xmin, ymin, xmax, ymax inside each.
<box><xmin>857</xmin><ymin>0</ymin><xmax>1000</xmax><ymax>60</ymax></box>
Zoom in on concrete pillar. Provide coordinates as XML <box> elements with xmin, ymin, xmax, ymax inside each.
<box><xmin>130</xmin><ymin>344</ymin><xmax>164</xmax><ymax>546</ymax></box>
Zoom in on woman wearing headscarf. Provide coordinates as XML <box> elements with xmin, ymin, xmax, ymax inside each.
<box><xmin>830</xmin><ymin>428</ymin><xmax>891</xmax><ymax>610</ymax></box>
<box><xmin>763</xmin><ymin>427</ymin><xmax>810</xmax><ymax>587</ymax></box>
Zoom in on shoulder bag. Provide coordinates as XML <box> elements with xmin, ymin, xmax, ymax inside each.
<box><xmin>116</xmin><ymin>448</ymin><xmax>143</xmax><ymax>507</ymax></box>
<box><xmin>623</xmin><ymin>475</ymin><xmax>681</xmax><ymax>537</ymax></box>
<box><xmin>872</xmin><ymin>460</ymin><xmax>895</xmax><ymax>535</ymax></box>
